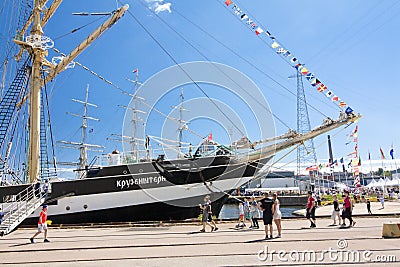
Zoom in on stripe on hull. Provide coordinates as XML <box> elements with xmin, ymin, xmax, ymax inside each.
<box><xmin>22</xmin><ymin>193</ymin><xmax>229</xmax><ymax>225</ymax></box>
<box><xmin>25</xmin><ymin>176</ymin><xmax>253</xmax><ymax>224</ymax></box>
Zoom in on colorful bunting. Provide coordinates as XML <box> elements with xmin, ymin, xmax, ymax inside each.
<box><xmin>221</xmin><ymin>0</ymin><xmax>353</xmax><ymax>111</ymax></box>
<box><xmin>317</xmin><ymin>84</ymin><xmax>327</xmax><ymax>92</ymax></box>
<box><xmin>306</xmin><ymin>165</ymin><xmax>319</xmax><ymax>171</ymax></box>
<box><xmin>255</xmin><ymin>27</ymin><xmax>263</xmax><ymax>35</ymax></box>
<box><xmin>390</xmin><ymin>147</ymin><xmax>394</xmax><ymax>159</ymax></box>
<box><xmin>271</xmin><ymin>41</ymin><xmax>280</xmax><ymax>49</ymax></box>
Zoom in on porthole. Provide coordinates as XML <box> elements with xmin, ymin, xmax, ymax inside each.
<box><xmin>139</xmin><ymin>169</ymin><xmax>143</xmax><ymax>173</ymax></box>
<box><xmin>83</xmin><ymin>204</ymin><xmax>88</xmax><ymax>210</ymax></box>
<box><xmin>123</xmin><ymin>170</ymin><xmax>128</xmax><ymax>174</ymax></box>
<box><xmin>66</xmin><ymin>206</ymin><xmax>70</xmax><ymax>211</ymax></box>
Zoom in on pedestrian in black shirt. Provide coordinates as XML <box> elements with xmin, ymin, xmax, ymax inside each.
<box><xmin>330</xmin><ymin>194</ymin><xmax>341</xmax><ymax>226</ymax></box>
<box><xmin>366</xmin><ymin>199</ymin><xmax>372</xmax><ymax>215</ymax></box>
<box><xmin>258</xmin><ymin>192</ymin><xmax>274</xmax><ymax>239</ymax></box>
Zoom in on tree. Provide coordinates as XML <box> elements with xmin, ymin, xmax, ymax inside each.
<box><xmin>376</xmin><ymin>168</ymin><xmax>384</xmax><ymax>176</ymax></box>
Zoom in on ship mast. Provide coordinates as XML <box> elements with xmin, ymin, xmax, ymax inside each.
<box><xmin>171</xmin><ymin>88</ymin><xmax>188</xmax><ymax>158</ymax></box>
<box><xmin>28</xmin><ymin>0</ymin><xmax>46</xmax><ymax>183</ymax></box>
<box><xmin>13</xmin><ymin>1</ymin><xmax>129</xmax><ymax>183</ymax></box>
<box><xmin>58</xmin><ymin>84</ymin><xmax>104</xmax><ymax>178</ymax></box>
<box><xmin>178</xmin><ymin>88</ymin><xmax>184</xmax><ymax>157</ymax></box>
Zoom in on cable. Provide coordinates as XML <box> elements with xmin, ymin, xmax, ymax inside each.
<box><xmin>171</xmin><ymin>6</ymin><xmax>335</xmax><ymax>121</ymax></box>
<box><xmin>214</xmin><ymin>0</ymin><xmax>342</xmax><ymax>114</ymax></box>
<box><xmin>53</xmin><ymin>14</ymin><xmax>110</xmax><ymax>41</ymax></box>
<box><xmin>42</xmin><ymin>68</ymin><xmax>58</xmax><ymax>176</ymax></box>
<box><xmin>120</xmin><ymin>0</ymin><xmax>250</xmax><ymax>137</ymax></box>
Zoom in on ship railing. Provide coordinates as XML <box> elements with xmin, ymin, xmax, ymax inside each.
<box><xmin>94</xmin><ymin>150</ymin><xmax>152</xmax><ymax>167</ymax></box>
<box><xmin>0</xmin><ymin>183</ymin><xmax>47</xmax><ymax>230</ymax></box>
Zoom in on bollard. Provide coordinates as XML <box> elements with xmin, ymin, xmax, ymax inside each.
<box><xmin>382</xmin><ymin>223</ymin><xmax>400</xmax><ymax>238</ymax></box>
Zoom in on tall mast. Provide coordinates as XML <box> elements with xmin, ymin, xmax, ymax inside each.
<box><xmin>178</xmin><ymin>88</ymin><xmax>184</xmax><ymax>155</ymax></box>
<box><xmin>80</xmin><ymin>85</ymin><xmax>90</xmax><ymax>169</ymax></box>
<box><xmin>28</xmin><ymin>0</ymin><xmax>45</xmax><ymax>183</ymax></box>
<box><xmin>13</xmin><ymin>2</ymin><xmax>129</xmax><ymax>183</ymax></box>
<box><xmin>132</xmin><ymin>69</ymin><xmax>139</xmax><ymax>155</ymax></box>
<box><xmin>58</xmin><ymin>85</ymin><xmax>103</xmax><ymax>178</ymax></box>
<box><xmin>172</xmin><ymin>88</ymin><xmax>187</xmax><ymax>158</ymax></box>
<box><xmin>120</xmin><ymin>69</ymin><xmax>145</xmax><ymax>161</ymax></box>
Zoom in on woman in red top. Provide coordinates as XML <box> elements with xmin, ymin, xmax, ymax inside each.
<box><xmin>306</xmin><ymin>191</ymin><xmax>316</xmax><ymax>228</ymax></box>
<box><xmin>30</xmin><ymin>205</ymin><xmax>50</xmax><ymax>243</ymax></box>
<box><xmin>341</xmin><ymin>191</ymin><xmax>356</xmax><ymax>227</ymax></box>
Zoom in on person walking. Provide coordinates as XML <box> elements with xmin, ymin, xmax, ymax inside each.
<box><xmin>379</xmin><ymin>193</ymin><xmax>385</xmax><ymax>209</ymax></box>
<box><xmin>272</xmin><ymin>193</ymin><xmax>282</xmax><ymax>238</ymax></box>
<box><xmin>249</xmin><ymin>196</ymin><xmax>260</xmax><ymax>229</ymax></box>
<box><xmin>34</xmin><ymin>179</ymin><xmax>41</xmax><ymax>198</ymax></box>
<box><xmin>243</xmin><ymin>197</ymin><xmax>251</xmax><ymax>226</ymax></box>
<box><xmin>30</xmin><ymin>205</ymin><xmax>50</xmax><ymax>243</ymax></box>
<box><xmin>258</xmin><ymin>192</ymin><xmax>274</xmax><ymax>239</ymax></box>
<box><xmin>366</xmin><ymin>199</ymin><xmax>372</xmax><ymax>215</ymax></box>
<box><xmin>306</xmin><ymin>191</ymin><xmax>317</xmax><ymax>228</ymax></box>
<box><xmin>236</xmin><ymin>202</ymin><xmax>246</xmax><ymax>228</ymax></box>
<box><xmin>341</xmin><ymin>191</ymin><xmax>356</xmax><ymax>227</ymax></box>
<box><xmin>199</xmin><ymin>196</ymin><xmax>214</xmax><ymax>232</ymax></box>
<box><xmin>330</xmin><ymin>194</ymin><xmax>341</xmax><ymax>226</ymax></box>
<box><xmin>206</xmin><ymin>196</ymin><xmax>218</xmax><ymax>231</ymax></box>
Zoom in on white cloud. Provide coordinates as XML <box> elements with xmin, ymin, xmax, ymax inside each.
<box><xmin>145</xmin><ymin>0</ymin><xmax>172</xmax><ymax>14</ymax></box>
<box><xmin>154</xmin><ymin>2</ymin><xmax>171</xmax><ymax>14</ymax></box>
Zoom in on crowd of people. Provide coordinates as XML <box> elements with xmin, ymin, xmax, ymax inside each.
<box><xmin>198</xmin><ymin>188</ymin><xmax>392</xmax><ymax>240</ymax></box>
<box><xmin>200</xmin><ymin>192</ymin><xmax>283</xmax><ymax>240</ymax></box>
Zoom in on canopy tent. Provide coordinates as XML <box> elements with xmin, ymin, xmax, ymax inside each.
<box><xmin>366</xmin><ymin>179</ymin><xmax>377</xmax><ymax>188</ymax></box>
<box><xmin>367</xmin><ymin>177</ymin><xmax>400</xmax><ymax>188</ymax></box>
<box><xmin>334</xmin><ymin>182</ymin><xmax>349</xmax><ymax>190</ymax></box>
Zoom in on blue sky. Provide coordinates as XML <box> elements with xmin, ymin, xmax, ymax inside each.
<box><xmin>2</xmin><ymin>0</ymin><xmax>400</xmax><ymax>174</ymax></box>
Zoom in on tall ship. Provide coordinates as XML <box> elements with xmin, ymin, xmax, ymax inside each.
<box><xmin>0</xmin><ymin>1</ymin><xmax>360</xmax><ymax>234</ymax></box>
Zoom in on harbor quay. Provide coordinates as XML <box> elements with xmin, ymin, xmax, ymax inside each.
<box><xmin>1</xmin><ymin>207</ymin><xmax>400</xmax><ymax>266</ymax></box>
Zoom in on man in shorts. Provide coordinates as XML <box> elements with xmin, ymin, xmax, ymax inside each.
<box><xmin>206</xmin><ymin>196</ymin><xmax>218</xmax><ymax>231</ymax></box>
<box><xmin>258</xmin><ymin>192</ymin><xmax>274</xmax><ymax>239</ymax></box>
<box><xmin>306</xmin><ymin>191</ymin><xmax>316</xmax><ymax>228</ymax></box>
<box><xmin>199</xmin><ymin>196</ymin><xmax>215</xmax><ymax>232</ymax></box>
<box><xmin>30</xmin><ymin>205</ymin><xmax>50</xmax><ymax>243</ymax></box>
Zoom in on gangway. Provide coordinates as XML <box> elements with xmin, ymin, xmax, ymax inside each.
<box><xmin>0</xmin><ymin>183</ymin><xmax>47</xmax><ymax>236</ymax></box>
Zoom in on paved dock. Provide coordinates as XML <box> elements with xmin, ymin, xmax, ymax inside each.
<box><xmin>1</xmin><ymin>216</ymin><xmax>400</xmax><ymax>266</ymax></box>
<box><xmin>293</xmin><ymin>200</ymin><xmax>400</xmax><ymax>217</ymax></box>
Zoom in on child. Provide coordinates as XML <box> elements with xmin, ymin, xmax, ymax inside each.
<box><xmin>236</xmin><ymin>202</ymin><xmax>245</xmax><ymax>228</ymax></box>
<box><xmin>366</xmin><ymin>199</ymin><xmax>372</xmax><ymax>214</ymax></box>
<box><xmin>330</xmin><ymin>194</ymin><xmax>341</xmax><ymax>226</ymax></box>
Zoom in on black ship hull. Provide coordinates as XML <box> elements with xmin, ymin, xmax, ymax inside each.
<box><xmin>0</xmin><ymin>155</ymin><xmax>271</xmax><ymax>225</ymax></box>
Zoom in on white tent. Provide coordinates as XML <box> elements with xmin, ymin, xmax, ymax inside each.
<box><xmin>386</xmin><ymin>177</ymin><xmax>400</xmax><ymax>186</ymax></box>
<box><xmin>366</xmin><ymin>179</ymin><xmax>377</xmax><ymax>188</ymax></box>
<box><xmin>335</xmin><ymin>182</ymin><xmax>349</xmax><ymax>190</ymax></box>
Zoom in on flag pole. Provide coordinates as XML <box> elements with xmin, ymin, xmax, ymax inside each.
<box><xmin>391</xmin><ymin>147</ymin><xmax>398</xmax><ymax>179</ymax></box>
<box><xmin>369</xmin><ymin>151</ymin><xmax>373</xmax><ymax>178</ymax></box>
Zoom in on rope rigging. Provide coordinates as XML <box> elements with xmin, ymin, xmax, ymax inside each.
<box><xmin>53</xmin><ymin>14</ymin><xmax>111</xmax><ymax>41</ymax></box>
<box><xmin>120</xmin><ymin>3</ymin><xmax>249</xmax><ymax>138</ymax></box>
